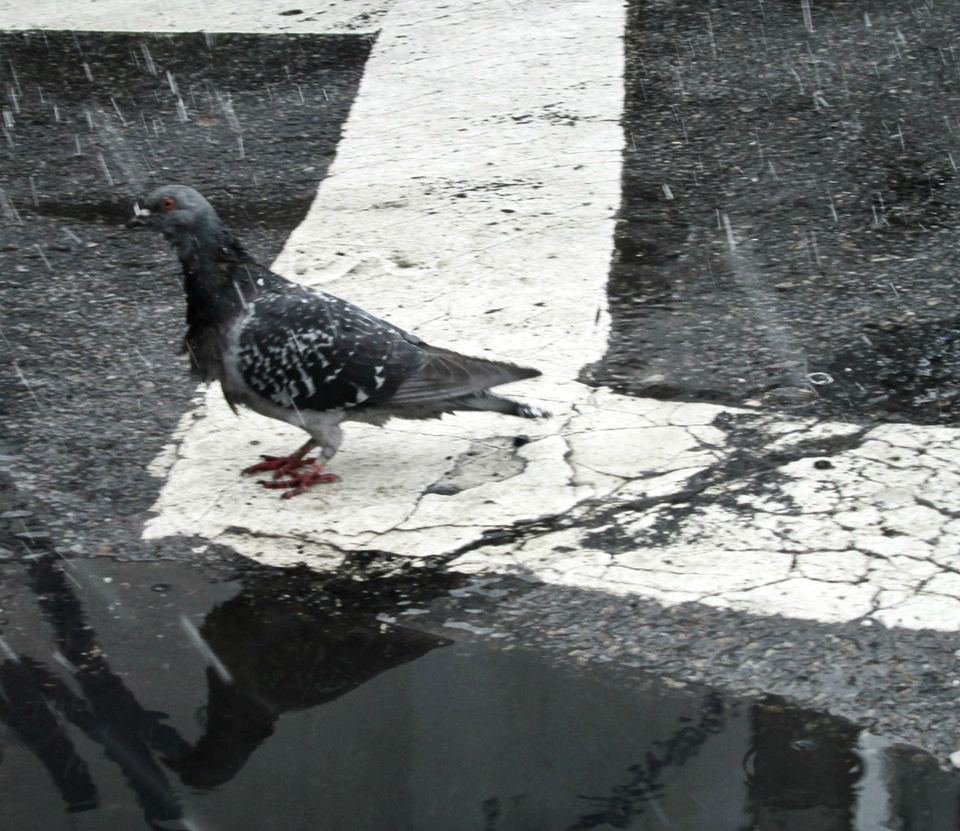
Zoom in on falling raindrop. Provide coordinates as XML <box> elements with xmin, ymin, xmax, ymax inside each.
<box><xmin>179</xmin><ymin>614</ymin><xmax>233</xmax><ymax>683</ymax></box>
<box><xmin>12</xmin><ymin>361</ymin><xmax>39</xmax><ymax>404</ymax></box>
<box><xmin>893</xmin><ymin>124</ymin><xmax>905</xmax><ymax>151</ymax></box>
<box><xmin>827</xmin><ymin>194</ymin><xmax>838</xmax><ymax>222</ymax></box>
<box><xmin>110</xmin><ymin>96</ymin><xmax>128</xmax><ymax>126</ymax></box>
<box><xmin>175</xmin><ymin>96</ymin><xmax>189</xmax><ymax>122</ymax></box>
<box><xmin>83</xmin><ymin>62</ymin><xmax>93</xmax><ymax>82</ymax></box>
<box><xmin>97</xmin><ymin>152</ymin><xmax>115</xmax><ymax>186</ymax></box>
<box><xmin>0</xmin><ymin>636</ymin><xmax>19</xmax><ymax>663</ymax></box>
<box><xmin>704</xmin><ymin>11</ymin><xmax>717</xmax><ymax>58</ymax></box>
<box><xmin>34</xmin><ymin>244</ymin><xmax>51</xmax><ymax>270</ymax></box>
<box><xmin>52</xmin><ymin>650</ymin><xmax>79</xmax><ymax>674</ymax></box>
<box><xmin>233</xmin><ymin>282</ymin><xmax>249</xmax><ymax>310</ymax></box>
<box><xmin>789</xmin><ymin>67</ymin><xmax>804</xmax><ymax>94</ymax></box>
<box><xmin>216</xmin><ymin>91</ymin><xmax>241</xmax><ymax>132</ymax></box>
<box><xmin>139</xmin><ymin>41</ymin><xmax>157</xmax><ymax>76</ymax></box>
<box><xmin>0</xmin><ymin>187</ymin><xmax>21</xmax><ymax>223</ymax></box>
<box><xmin>7</xmin><ymin>60</ymin><xmax>21</xmax><ymax>96</ymax></box>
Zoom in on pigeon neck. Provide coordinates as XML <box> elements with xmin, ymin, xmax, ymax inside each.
<box><xmin>169</xmin><ymin>212</ymin><xmax>238</xmax><ymax>262</ymax></box>
<box><xmin>176</xmin><ymin>221</ymin><xmax>253</xmax><ymax>324</ymax></box>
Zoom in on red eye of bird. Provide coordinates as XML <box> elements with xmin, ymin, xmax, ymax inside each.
<box><xmin>160</xmin><ymin>196</ymin><xmax>177</xmax><ymax>211</ymax></box>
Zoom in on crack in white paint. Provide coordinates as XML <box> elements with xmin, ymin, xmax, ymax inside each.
<box><xmin>453</xmin><ymin>418</ymin><xmax>960</xmax><ymax>630</ymax></box>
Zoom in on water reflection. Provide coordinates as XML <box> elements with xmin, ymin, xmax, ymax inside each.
<box><xmin>1</xmin><ymin>549</ymin><xmax>957</xmax><ymax>830</ymax></box>
<box><xmin>1</xmin><ymin>552</ymin><xmax>189</xmax><ymax>826</ymax></box>
<box><xmin>0</xmin><ymin>549</ymin><xmax>455</xmax><ymax>828</ymax></box>
<box><xmin>164</xmin><ymin>565</ymin><xmax>452</xmax><ymax>789</ymax></box>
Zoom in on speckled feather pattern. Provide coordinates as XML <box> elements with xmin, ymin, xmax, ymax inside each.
<box><xmin>236</xmin><ymin>285</ymin><xmax>424</xmax><ymax>412</ymax></box>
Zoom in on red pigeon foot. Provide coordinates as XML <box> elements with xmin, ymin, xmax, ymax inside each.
<box><xmin>243</xmin><ymin>454</ymin><xmax>318</xmax><ymax>478</ymax></box>
<box><xmin>259</xmin><ymin>465</ymin><xmax>340</xmax><ymax>498</ymax></box>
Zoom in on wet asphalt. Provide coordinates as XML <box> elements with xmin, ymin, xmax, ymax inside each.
<box><xmin>586</xmin><ymin>0</ymin><xmax>960</xmax><ymax>424</ymax></box>
<box><xmin>2</xmin><ymin>3</ymin><xmax>960</xmax><ymax>828</ymax></box>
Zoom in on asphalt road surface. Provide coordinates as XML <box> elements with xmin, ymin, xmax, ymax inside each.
<box><xmin>1</xmin><ymin>1</ymin><xmax>960</xmax><ymax>828</ymax></box>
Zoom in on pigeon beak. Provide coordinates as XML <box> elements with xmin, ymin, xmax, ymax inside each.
<box><xmin>126</xmin><ymin>203</ymin><xmax>150</xmax><ymax>228</ymax></box>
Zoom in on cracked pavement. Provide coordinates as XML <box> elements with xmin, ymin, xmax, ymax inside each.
<box><xmin>456</xmin><ymin>409</ymin><xmax>960</xmax><ymax>630</ymax></box>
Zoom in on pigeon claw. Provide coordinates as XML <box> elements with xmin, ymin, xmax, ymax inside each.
<box><xmin>259</xmin><ymin>465</ymin><xmax>340</xmax><ymax>498</ymax></box>
<box><xmin>243</xmin><ymin>454</ymin><xmax>318</xmax><ymax>478</ymax></box>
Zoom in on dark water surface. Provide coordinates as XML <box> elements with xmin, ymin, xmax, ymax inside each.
<box><xmin>1</xmin><ymin>555</ymin><xmax>956</xmax><ymax>831</ymax></box>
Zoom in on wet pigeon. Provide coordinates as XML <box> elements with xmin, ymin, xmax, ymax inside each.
<box><xmin>130</xmin><ymin>185</ymin><xmax>548</xmax><ymax>497</ymax></box>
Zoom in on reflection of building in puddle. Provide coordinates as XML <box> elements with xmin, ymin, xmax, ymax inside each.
<box><xmin>0</xmin><ymin>551</ymin><xmax>189</xmax><ymax>827</ymax></box>
<box><xmin>747</xmin><ymin>698</ymin><xmax>861</xmax><ymax>830</ymax></box>
<box><xmin>746</xmin><ymin>698</ymin><xmax>960</xmax><ymax>831</ymax></box>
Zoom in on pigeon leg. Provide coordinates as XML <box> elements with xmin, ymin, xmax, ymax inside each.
<box><xmin>260</xmin><ymin>463</ymin><xmax>340</xmax><ymax>499</ymax></box>
<box><xmin>243</xmin><ymin>439</ymin><xmax>318</xmax><ymax>478</ymax></box>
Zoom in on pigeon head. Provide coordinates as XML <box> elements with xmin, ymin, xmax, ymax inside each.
<box><xmin>131</xmin><ymin>184</ymin><xmax>228</xmax><ymax>258</ymax></box>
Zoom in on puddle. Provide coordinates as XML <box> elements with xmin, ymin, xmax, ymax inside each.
<box><xmin>0</xmin><ymin>554</ymin><xmax>956</xmax><ymax>830</ymax></box>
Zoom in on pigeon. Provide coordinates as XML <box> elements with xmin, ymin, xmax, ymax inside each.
<box><xmin>130</xmin><ymin>185</ymin><xmax>549</xmax><ymax>497</ymax></box>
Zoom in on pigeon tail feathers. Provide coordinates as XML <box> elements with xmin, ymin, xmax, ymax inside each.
<box><xmin>388</xmin><ymin>344</ymin><xmax>540</xmax><ymax>407</ymax></box>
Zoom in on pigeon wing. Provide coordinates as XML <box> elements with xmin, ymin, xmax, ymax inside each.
<box><xmin>387</xmin><ymin>344</ymin><xmax>541</xmax><ymax>406</ymax></box>
<box><xmin>235</xmin><ymin>288</ymin><xmax>426</xmax><ymax>412</ymax></box>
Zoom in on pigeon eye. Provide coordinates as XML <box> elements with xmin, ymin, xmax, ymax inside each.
<box><xmin>160</xmin><ymin>196</ymin><xmax>177</xmax><ymax>211</ymax></box>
